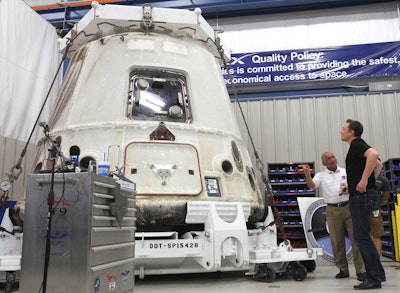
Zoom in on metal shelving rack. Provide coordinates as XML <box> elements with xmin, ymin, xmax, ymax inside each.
<box><xmin>382</xmin><ymin>158</ymin><xmax>400</xmax><ymax>259</ymax></box>
<box><xmin>268</xmin><ymin>162</ymin><xmax>315</xmax><ymax>248</ymax></box>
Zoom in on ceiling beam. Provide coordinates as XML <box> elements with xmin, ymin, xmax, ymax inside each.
<box><xmin>31</xmin><ymin>0</ymin><xmax>395</xmax><ymax>31</ymax></box>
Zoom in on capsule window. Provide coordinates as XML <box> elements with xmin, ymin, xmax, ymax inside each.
<box><xmin>247</xmin><ymin>166</ymin><xmax>256</xmax><ymax>191</ymax></box>
<box><xmin>128</xmin><ymin>69</ymin><xmax>191</xmax><ymax>122</ymax></box>
<box><xmin>231</xmin><ymin>140</ymin><xmax>243</xmax><ymax>172</ymax></box>
<box><xmin>222</xmin><ymin>160</ymin><xmax>233</xmax><ymax>175</ymax></box>
<box><xmin>79</xmin><ymin>156</ymin><xmax>96</xmax><ymax>171</ymax></box>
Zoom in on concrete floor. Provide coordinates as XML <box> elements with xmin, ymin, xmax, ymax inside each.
<box><xmin>3</xmin><ymin>258</ymin><xmax>398</xmax><ymax>292</ymax></box>
<box><xmin>134</xmin><ymin>259</ymin><xmax>400</xmax><ymax>293</ymax></box>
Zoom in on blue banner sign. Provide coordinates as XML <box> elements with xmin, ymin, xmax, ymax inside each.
<box><xmin>222</xmin><ymin>42</ymin><xmax>400</xmax><ymax>86</ymax></box>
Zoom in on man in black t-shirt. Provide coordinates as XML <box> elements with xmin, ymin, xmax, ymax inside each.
<box><xmin>340</xmin><ymin>119</ymin><xmax>385</xmax><ymax>290</ymax></box>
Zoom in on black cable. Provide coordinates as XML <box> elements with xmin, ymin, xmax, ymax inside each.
<box><xmin>215</xmin><ymin>36</ymin><xmax>286</xmax><ymax>235</ymax></box>
<box><xmin>10</xmin><ymin>39</ymin><xmax>73</xmax><ymax>182</ymax></box>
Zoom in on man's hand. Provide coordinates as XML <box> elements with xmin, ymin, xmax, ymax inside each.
<box><xmin>356</xmin><ymin>178</ymin><xmax>368</xmax><ymax>193</ymax></box>
<box><xmin>300</xmin><ymin>164</ymin><xmax>316</xmax><ymax>189</ymax></box>
<box><xmin>300</xmin><ymin>164</ymin><xmax>311</xmax><ymax>175</ymax></box>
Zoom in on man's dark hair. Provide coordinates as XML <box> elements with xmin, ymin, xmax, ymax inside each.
<box><xmin>346</xmin><ymin>119</ymin><xmax>363</xmax><ymax>138</ymax></box>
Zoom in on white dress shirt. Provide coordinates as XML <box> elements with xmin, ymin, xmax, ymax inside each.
<box><xmin>312</xmin><ymin>166</ymin><xmax>349</xmax><ymax>204</ymax></box>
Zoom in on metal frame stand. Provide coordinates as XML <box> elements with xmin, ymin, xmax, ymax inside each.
<box><xmin>41</xmin><ymin>134</ymin><xmax>59</xmax><ymax>293</ymax></box>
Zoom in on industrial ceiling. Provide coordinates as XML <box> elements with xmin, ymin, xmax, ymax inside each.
<box><xmin>30</xmin><ymin>0</ymin><xmax>396</xmax><ymax>31</ymax></box>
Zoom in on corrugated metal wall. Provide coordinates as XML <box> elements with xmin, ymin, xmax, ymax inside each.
<box><xmin>232</xmin><ymin>92</ymin><xmax>400</xmax><ymax>173</ymax></box>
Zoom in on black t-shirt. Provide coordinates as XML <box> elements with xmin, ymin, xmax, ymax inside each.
<box><xmin>346</xmin><ymin>138</ymin><xmax>376</xmax><ymax>194</ymax></box>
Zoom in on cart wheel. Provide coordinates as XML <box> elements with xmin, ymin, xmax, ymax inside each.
<box><xmin>301</xmin><ymin>260</ymin><xmax>316</xmax><ymax>272</ymax></box>
<box><xmin>254</xmin><ymin>264</ymin><xmax>276</xmax><ymax>283</ymax></box>
<box><xmin>288</xmin><ymin>262</ymin><xmax>307</xmax><ymax>281</ymax></box>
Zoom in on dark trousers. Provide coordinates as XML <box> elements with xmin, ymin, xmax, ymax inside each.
<box><xmin>349</xmin><ymin>190</ymin><xmax>385</xmax><ymax>283</ymax></box>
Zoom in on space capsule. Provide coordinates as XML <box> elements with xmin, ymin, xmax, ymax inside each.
<box><xmin>32</xmin><ymin>3</ymin><xmax>265</xmax><ymax>231</ymax></box>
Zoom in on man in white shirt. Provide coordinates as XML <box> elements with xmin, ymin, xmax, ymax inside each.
<box><xmin>303</xmin><ymin>152</ymin><xmax>365</xmax><ymax>281</ymax></box>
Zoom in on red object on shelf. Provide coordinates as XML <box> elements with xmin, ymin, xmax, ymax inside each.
<box><xmin>291</xmin><ymin>243</ymin><xmax>308</xmax><ymax>248</ymax></box>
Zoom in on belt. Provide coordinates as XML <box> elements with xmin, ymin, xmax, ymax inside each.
<box><xmin>327</xmin><ymin>201</ymin><xmax>349</xmax><ymax>207</ymax></box>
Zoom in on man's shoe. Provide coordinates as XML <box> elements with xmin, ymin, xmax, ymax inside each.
<box><xmin>357</xmin><ymin>273</ymin><xmax>366</xmax><ymax>282</ymax></box>
<box><xmin>336</xmin><ymin>270</ymin><xmax>350</xmax><ymax>278</ymax></box>
<box><xmin>354</xmin><ymin>280</ymin><xmax>381</xmax><ymax>290</ymax></box>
